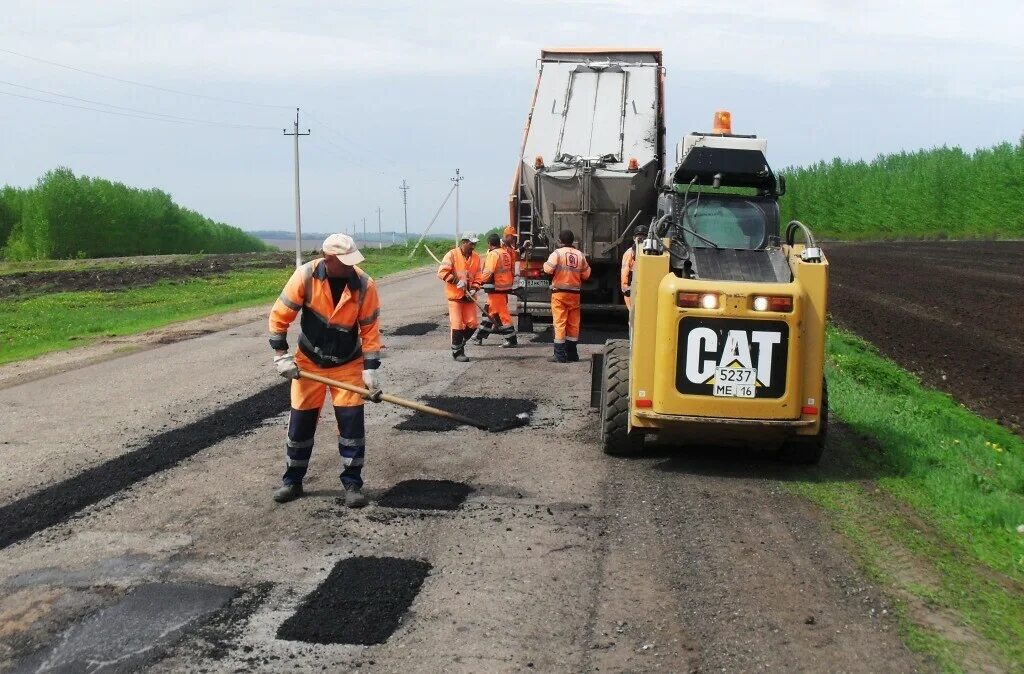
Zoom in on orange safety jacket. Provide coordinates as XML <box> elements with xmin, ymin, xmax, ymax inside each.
<box><xmin>437</xmin><ymin>248</ymin><xmax>482</xmax><ymax>301</ymax></box>
<box><xmin>543</xmin><ymin>246</ymin><xmax>592</xmax><ymax>293</ymax></box>
<box><xmin>620</xmin><ymin>247</ymin><xmax>636</xmax><ymax>295</ymax></box>
<box><xmin>268</xmin><ymin>259</ymin><xmax>382</xmax><ymax>368</ymax></box>
<box><xmin>478</xmin><ymin>247</ymin><xmax>515</xmax><ymax>293</ymax></box>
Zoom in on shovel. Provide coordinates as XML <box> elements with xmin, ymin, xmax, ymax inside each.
<box><xmin>297</xmin><ymin>370</ymin><xmax>490</xmax><ymax>431</ymax></box>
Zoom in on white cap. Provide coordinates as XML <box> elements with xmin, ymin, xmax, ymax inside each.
<box><xmin>321</xmin><ymin>233</ymin><xmax>365</xmax><ymax>265</ymax></box>
<box><xmin>461</xmin><ymin>232</ymin><xmax>480</xmax><ymax>243</ymax></box>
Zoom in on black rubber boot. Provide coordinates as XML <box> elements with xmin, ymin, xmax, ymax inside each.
<box><xmin>343</xmin><ymin>484</ymin><xmax>368</xmax><ymax>508</ymax></box>
<box><xmin>273</xmin><ymin>483</ymin><xmax>303</xmax><ymax>503</ymax></box>
<box><xmin>565</xmin><ymin>341</ymin><xmax>580</xmax><ymax>362</ymax></box>
<box><xmin>500</xmin><ymin>334</ymin><xmax>518</xmax><ymax>349</ymax></box>
<box><xmin>548</xmin><ymin>343</ymin><xmax>568</xmax><ymax>363</ymax></box>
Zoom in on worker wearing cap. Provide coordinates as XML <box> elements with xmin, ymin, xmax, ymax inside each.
<box><xmin>543</xmin><ymin>229</ymin><xmax>591</xmax><ymax>363</ymax></box>
<box><xmin>268</xmin><ymin>233</ymin><xmax>382</xmax><ymax>507</ymax></box>
<box><xmin>473</xmin><ymin>233</ymin><xmax>517</xmax><ymax>348</ymax></box>
<box><xmin>620</xmin><ymin>225</ymin><xmax>647</xmax><ymax>311</ymax></box>
<box><xmin>438</xmin><ymin>233</ymin><xmax>482</xmax><ymax>362</ymax></box>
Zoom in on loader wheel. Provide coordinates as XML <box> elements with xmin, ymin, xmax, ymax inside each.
<box><xmin>600</xmin><ymin>339</ymin><xmax>644</xmax><ymax>456</ymax></box>
<box><xmin>780</xmin><ymin>379</ymin><xmax>829</xmax><ymax>464</ymax></box>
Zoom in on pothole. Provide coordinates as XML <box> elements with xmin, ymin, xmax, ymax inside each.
<box><xmin>377</xmin><ymin>479</ymin><xmax>475</xmax><ymax>511</ymax></box>
<box><xmin>276</xmin><ymin>557</ymin><xmax>431</xmax><ymax>645</ymax></box>
<box><xmin>530</xmin><ymin>326</ymin><xmax>627</xmax><ymax>345</ymax></box>
<box><xmin>393</xmin><ymin>396</ymin><xmax>536</xmax><ymax>432</ymax></box>
<box><xmin>387</xmin><ymin>322</ymin><xmax>438</xmax><ymax>336</ymax></box>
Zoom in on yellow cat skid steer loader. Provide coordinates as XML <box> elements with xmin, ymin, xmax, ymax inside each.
<box><xmin>592</xmin><ymin>112</ymin><xmax>829</xmax><ymax>462</ymax></box>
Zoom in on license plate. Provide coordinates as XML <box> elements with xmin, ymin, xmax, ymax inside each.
<box><xmin>713</xmin><ymin>367</ymin><xmax>756</xmax><ymax>398</ymax></box>
<box><xmin>525</xmin><ymin>279</ymin><xmax>548</xmax><ymax>288</ymax></box>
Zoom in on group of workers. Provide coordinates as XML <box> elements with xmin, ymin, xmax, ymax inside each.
<box><xmin>265</xmin><ymin>224</ymin><xmax>645</xmax><ymax>506</ymax></box>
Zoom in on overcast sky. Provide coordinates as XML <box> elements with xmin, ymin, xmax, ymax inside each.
<box><xmin>2</xmin><ymin>1</ymin><xmax>1021</xmax><ymax>236</ymax></box>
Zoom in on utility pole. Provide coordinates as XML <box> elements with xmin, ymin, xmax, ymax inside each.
<box><xmin>376</xmin><ymin>207</ymin><xmax>383</xmax><ymax>250</ymax></box>
<box><xmin>362</xmin><ymin>217</ymin><xmax>367</xmax><ymax>245</ymax></box>
<box><xmin>399</xmin><ymin>179</ymin><xmax>410</xmax><ymax>244</ymax></box>
<box><xmin>283</xmin><ymin>107</ymin><xmax>310</xmax><ymax>269</ymax></box>
<box><xmin>451</xmin><ymin>168</ymin><xmax>463</xmax><ymax>244</ymax></box>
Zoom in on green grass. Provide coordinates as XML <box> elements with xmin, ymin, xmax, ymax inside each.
<box><xmin>792</xmin><ymin>327</ymin><xmax>1024</xmax><ymax>671</ymax></box>
<box><xmin>0</xmin><ymin>244</ymin><xmax>445</xmax><ymax>364</ymax></box>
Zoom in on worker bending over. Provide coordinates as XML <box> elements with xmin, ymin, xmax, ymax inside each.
<box><xmin>620</xmin><ymin>225</ymin><xmax>646</xmax><ymax>310</ymax></box>
<box><xmin>268</xmin><ymin>234</ymin><xmax>381</xmax><ymax>507</ymax></box>
<box><xmin>543</xmin><ymin>229</ymin><xmax>591</xmax><ymax>363</ymax></box>
<box><xmin>438</xmin><ymin>233</ymin><xmax>482</xmax><ymax>362</ymax></box>
<box><xmin>474</xmin><ymin>233</ymin><xmax>517</xmax><ymax>348</ymax></box>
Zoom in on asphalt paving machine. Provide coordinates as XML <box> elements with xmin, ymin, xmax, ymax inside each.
<box><xmin>593</xmin><ymin>112</ymin><xmax>830</xmax><ymax>462</ymax></box>
<box><xmin>508</xmin><ymin>48</ymin><xmax>665</xmax><ymax>330</ymax></box>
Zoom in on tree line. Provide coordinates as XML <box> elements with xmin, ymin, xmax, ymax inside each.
<box><xmin>779</xmin><ymin>138</ymin><xmax>1024</xmax><ymax>240</ymax></box>
<box><xmin>0</xmin><ymin>168</ymin><xmax>268</xmax><ymax>260</ymax></box>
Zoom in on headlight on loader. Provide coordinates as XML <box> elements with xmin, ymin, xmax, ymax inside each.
<box><xmin>677</xmin><ymin>292</ymin><xmax>720</xmax><ymax>309</ymax></box>
<box><xmin>751</xmin><ymin>295</ymin><xmax>793</xmax><ymax>312</ymax></box>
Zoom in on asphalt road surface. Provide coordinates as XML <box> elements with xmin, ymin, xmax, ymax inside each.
<box><xmin>0</xmin><ymin>269</ymin><xmax>923</xmax><ymax>673</ymax></box>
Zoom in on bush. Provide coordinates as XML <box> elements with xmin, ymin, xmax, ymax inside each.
<box><xmin>780</xmin><ymin>138</ymin><xmax>1024</xmax><ymax>240</ymax></box>
<box><xmin>1</xmin><ymin>168</ymin><xmax>268</xmax><ymax>260</ymax></box>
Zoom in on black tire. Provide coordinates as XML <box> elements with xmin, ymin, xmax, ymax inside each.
<box><xmin>600</xmin><ymin>339</ymin><xmax>645</xmax><ymax>455</ymax></box>
<box><xmin>780</xmin><ymin>379</ymin><xmax>829</xmax><ymax>464</ymax></box>
<box><xmin>517</xmin><ymin>313</ymin><xmax>534</xmax><ymax>333</ymax></box>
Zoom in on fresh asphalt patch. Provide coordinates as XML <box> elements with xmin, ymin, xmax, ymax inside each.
<box><xmin>387</xmin><ymin>321</ymin><xmax>439</xmax><ymax>336</ymax></box>
<box><xmin>393</xmin><ymin>396</ymin><xmax>536</xmax><ymax>433</ymax></box>
<box><xmin>276</xmin><ymin>557</ymin><xmax>431</xmax><ymax>645</ymax></box>
<box><xmin>376</xmin><ymin>479</ymin><xmax>475</xmax><ymax>510</ymax></box>
<box><xmin>0</xmin><ymin>382</ymin><xmax>290</xmax><ymax>550</ymax></box>
<box><xmin>530</xmin><ymin>326</ymin><xmax>628</xmax><ymax>345</ymax></box>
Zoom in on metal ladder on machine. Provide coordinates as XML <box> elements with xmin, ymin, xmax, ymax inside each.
<box><xmin>516</xmin><ymin>179</ymin><xmax>536</xmax><ymax>332</ymax></box>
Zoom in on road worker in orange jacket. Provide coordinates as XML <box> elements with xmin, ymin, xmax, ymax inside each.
<box><xmin>620</xmin><ymin>225</ymin><xmax>647</xmax><ymax>311</ymax></box>
<box><xmin>474</xmin><ymin>233</ymin><xmax>517</xmax><ymax>348</ymax></box>
<box><xmin>543</xmin><ymin>229</ymin><xmax>591</xmax><ymax>363</ymax></box>
<box><xmin>268</xmin><ymin>233</ymin><xmax>381</xmax><ymax>508</ymax></box>
<box><xmin>438</xmin><ymin>233</ymin><xmax>482</xmax><ymax>362</ymax></box>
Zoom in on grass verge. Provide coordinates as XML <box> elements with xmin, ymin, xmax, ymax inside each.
<box><xmin>0</xmin><ymin>244</ymin><xmax>447</xmax><ymax>364</ymax></box>
<box><xmin>795</xmin><ymin>327</ymin><xmax>1024</xmax><ymax>671</ymax></box>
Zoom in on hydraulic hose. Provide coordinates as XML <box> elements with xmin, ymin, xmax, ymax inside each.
<box><xmin>785</xmin><ymin>220</ymin><xmax>817</xmax><ymax>248</ymax></box>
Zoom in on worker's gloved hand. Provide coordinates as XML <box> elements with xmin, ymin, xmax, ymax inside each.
<box><xmin>622</xmin><ymin>288</ymin><xmax>631</xmax><ymax>297</ymax></box>
<box><xmin>362</xmin><ymin>369</ymin><xmax>383</xmax><ymax>402</ymax></box>
<box><xmin>456</xmin><ymin>279</ymin><xmax>467</xmax><ymax>290</ymax></box>
<box><xmin>274</xmin><ymin>353</ymin><xmax>299</xmax><ymax>379</ymax></box>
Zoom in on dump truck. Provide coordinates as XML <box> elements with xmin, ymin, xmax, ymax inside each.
<box><xmin>593</xmin><ymin>111</ymin><xmax>830</xmax><ymax>462</ymax></box>
<box><xmin>508</xmin><ymin>48</ymin><xmax>665</xmax><ymax>330</ymax></box>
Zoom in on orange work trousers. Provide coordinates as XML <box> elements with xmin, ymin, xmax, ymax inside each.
<box><xmin>486</xmin><ymin>293</ymin><xmax>513</xmax><ymax>328</ymax></box>
<box><xmin>291</xmin><ymin>351</ymin><xmax>365</xmax><ymax>410</ymax></box>
<box><xmin>448</xmin><ymin>299</ymin><xmax>479</xmax><ymax>331</ymax></box>
<box><xmin>551</xmin><ymin>292</ymin><xmax>581</xmax><ymax>343</ymax></box>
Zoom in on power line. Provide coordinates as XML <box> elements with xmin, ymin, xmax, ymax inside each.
<box><xmin>0</xmin><ymin>88</ymin><xmax>276</xmax><ymax>129</ymax></box>
<box><xmin>0</xmin><ymin>46</ymin><xmax>291</xmax><ymax>110</ymax></box>
<box><xmin>0</xmin><ymin>79</ymin><xmax>278</xmax><ymax>129</ymax></box>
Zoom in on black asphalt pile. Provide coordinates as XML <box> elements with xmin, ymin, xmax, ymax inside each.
<box><xmin>376</xmin><ymin>479</ymin><xmax>475</xmax><ymax>510</ymax></box>
<box><xmin>276</xmin><ymin>557</ymin><xmax>431</xmax><ymax>645</ymax></box>
<box><xmin>387</xmin><ymin>322</ymin><xmax>438</xmax><ymax>336</ymax></box>
<box><xmin>393</xmin><ymin>396</ymin><xmax>536</xmax><ymax>433</ymax></box>
<box><xmin>530</xmin><ymin>326</ymin><xmax>627</xmax><ymax>345</ymax></box>
<box><xmin>0</xmin><ymin>383</ymin><xmax>290</xmax><ymax>550</ymax></box>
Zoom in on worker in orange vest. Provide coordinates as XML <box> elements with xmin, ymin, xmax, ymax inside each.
<box><xmin>542</xmin><ymin>229</ymin><xmax>591</xmax><ymax>363</ymax></box>
<box><xmin>437</xmin><ymin>233</ymin><xmax>482</xmax><ymax>362</ymax></box>
<box><xmin>620</xmin><ymin>225</ymin><xmax>646</xmax><ymax>310</ymax></box>
<box><xmin>474</xmin><ymin>232</ymin><xmax>517</xmax><ymax>348</ymax></box>
<box><xmin>268</xmin><ymin>233</ymin><xmax>381</xmax><ymax>508</ymax></box>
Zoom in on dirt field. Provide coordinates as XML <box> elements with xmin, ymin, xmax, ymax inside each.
<box><xmin>826</xmin><ymin>240</ymin><xmax>1024</xmax><ymax>434</ymax></box>
<box><xmin>0</xmin><ymin>252</ymin><xmax>293</xmax><ymax>299</ymax></box>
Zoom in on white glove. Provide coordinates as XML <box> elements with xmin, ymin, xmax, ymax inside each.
<box><xmin>362</xmin><ymin>368</ymin><xmax>380</xmax><ymax>390</ymax></box>
<box><xmin>456</xmin><ymin>279</ymin><xmax>467</xmax><ymax>290</ymax></box>
<box><xmin>274</xmin><ymin>353</ymin><xmax>299</xmax><ymax>379</ymax></box>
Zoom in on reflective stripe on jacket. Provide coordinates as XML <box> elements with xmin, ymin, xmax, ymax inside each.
<box><xmin>437</xmin><ymin>248</ymin><xmax>482</xmax><ymax>301</ymax></box>
<box><xmin>543</xmin><ymin>246</ymin><xmax>591</xmax><ymax>293</ymax></box>
<box><xmin>268</xmin><ymin>259</ymin><xmax>383</xmax><ymax>368</ymax></box>
<box><xmin>479</xmin><ymin>247</ymin><xmax>515</xmax><ymax>292</ymax></box>
<box><xmin>620</xmin><ymin>247</ymin><xmax>636</xmax><ymax>294</ymax></box>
